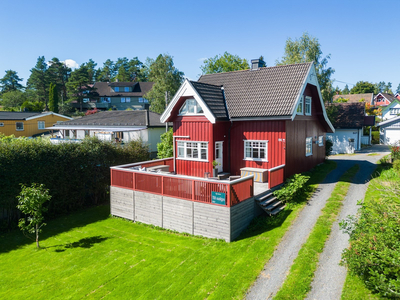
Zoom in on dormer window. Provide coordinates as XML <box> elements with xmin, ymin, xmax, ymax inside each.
<box><xmin>124</xmin><ymin>87</ymin><xmax>129</xmax><ymax>92</ymax></box>
<box><xmin>179</xmin><ymin>99</ymin><xmax>203</xmax><ymax>115</ymax></box>
<box><xmin>114</xmin><ymin>87</ymin><xmax>119</xmax><ymax>92</ymax></box>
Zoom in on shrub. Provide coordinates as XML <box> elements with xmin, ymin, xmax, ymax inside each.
<box><xmin>325</xmin><ymin>139</ymin><xmax>333</xmax><ymax>157</ymax></box>
<box><xmin>393</xmin><ymin>159</ymin><xmax>400</xmax><ymax>173</ymax></box>
<box><xmin>273</xmin><ymin>174</ymin><xmax>310</xmax><ymax>204</ymax></box>
<box><xmin>390</xmin><ymin>144</ymin><xmax>400</xmax><ymax>161</ymax></box>
<box><xmin>0</xmin><ymin>136</ymin><xmax>149</xmax><ymax>231</ymax></box>
<box><xmin>340</xmin><ymin>168</ymin><xmax>400</xmax><ymax>298</ymax></box>
<box><xmin>371</xmin><ymin>131</ymin><xmax>380</xmax><ymax>144</ymax></box>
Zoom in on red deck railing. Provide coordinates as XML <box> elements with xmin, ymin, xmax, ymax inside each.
<box><xmin>110</xmin><ymin>158</ymin><xmax>254</xmax><ymax>207</ymax></box>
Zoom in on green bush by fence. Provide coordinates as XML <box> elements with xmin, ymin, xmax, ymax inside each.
<box><xmin>371</xmin><ymin>131</ymin><xmax>380</xmax><ymax>144</ymax></box>
<box><xmin>0</xmin><ymin>136</ymin><xmax>149</xmax><ymax>231</ymax></box>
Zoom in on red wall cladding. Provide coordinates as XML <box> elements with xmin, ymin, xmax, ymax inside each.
<box><xmin>230</xmin><ymin>120</ymin><xmax>286</xmax><ymax>175</ymax></box>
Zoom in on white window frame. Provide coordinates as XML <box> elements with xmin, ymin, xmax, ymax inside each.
<box><xmin>114</xmin><ymin>87</ymin><xmax>119</xmax><ymax>92</ymax></box>
<box><xmin>38</xmin><ymin>121</ymin><xmax>45</xmax><ymax>129</ymax></box>
<box><xmin>306</xmin><ymin>137</ymin><xmax>313</xmax><ymax>156</ymax></box>
<box><xmin>0</xmin><ymin>123</ymin><xmax>4</xmax><ymax>127</ymax></box>
<box><xmin>126</xmin><ymin>97</ymin><xmax>131</xmax><ymax>103</ymax></box>
<box><xmin>16</xmin><ymin>122</ymin><xmax>24</xmax><ymax>131</ymax></box>
<box><xmin>305</xmin><ymin>96</ymin><xmax>312</xmax><ymax>116</ymax></box>
<box><xmin>124</xmin><ymin>87</ymin><xmax>129</xmax><ymax>92</ymax></box>
<box><xmin>139</xmin><ymin>97</ymin><xmax>143</xmax><ymax>103</ymax></box>
<box><xmin>297</xmin><ymin>96</ymin><xmax>304</xmax><ymax>115</ymax></box>
<box><xmin>177</xmin><ymin>141</ymin><xmax>208</xmax><ymax>161</ymax></box>
<box><xmin>318</xmin><ymin>136</ymin><xmax>323</xmax><ymax>146</ymax></box>
<box><xmin>121</xmin><ymin>97</ymin><xmax>126</xmax><ymax>103</ymax></box>
<box><xmin>179</xmin><ymin>98</ymin><xmax>204</xmax><ymax>116</ymax></box>
<box><xmin>243</xmin><ymin>140</ymin><xmax>268</xmax><ymax>162</ymax></box>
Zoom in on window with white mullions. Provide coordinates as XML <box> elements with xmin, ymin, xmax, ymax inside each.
<box><xmin>177</xmin><ymin>141</ymin><xmax>208</xmax><ymax>161</ymax></box>
<box><xmin>306</xmin><ymin>137</ymin><xmax>313</xmax><ymax>156</ymax></box>
<box><xmin>244</xmin><ymin>140</ymin><xmax>268</xmax><ymax>161</ymax></box>
<box><xmin>305</xmin><ymin>96</ymin><xmax>312</xmax><ymax>115</ymax></box>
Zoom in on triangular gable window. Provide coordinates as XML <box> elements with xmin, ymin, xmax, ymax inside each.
<box><xmin>179</xmin><ymin>99</ymin><xmax>204</xmax><ymax>115</ymax></box>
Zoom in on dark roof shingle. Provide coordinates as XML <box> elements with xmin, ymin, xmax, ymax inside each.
<box><xmin>92</xmin><ymin>82</ymin><xmax>154</xmax><ymax>97</ymax></box>
<box><xmin>0</xmin><ymin>112</ymin><xmax>42</xmax><ymax>120</ymax></box>
<box><xmin>327</xmin><ymin>102</ymin><xmax>365</xmax><ymax>129</ymax></box>
<box><xmin>190</xmin><ymin>81</ymin><xmax>228</xmax><ymax>120</ymax></box>
<box><xmin>198</xmin><ymin>62</ymin><xmax>312</xmax><ymax>118</ymax></box>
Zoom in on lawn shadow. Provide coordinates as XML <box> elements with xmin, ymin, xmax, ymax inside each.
<box><xmin>236</xmin><ymin>209</ymin><xmax>292</xmax><ymax>241</ymax></box>
<box><xmin>0</xmin><ymin>204</ymin><xmax>110</xmax><ymax>254</ymax></box>
<box><xmin>50</xmin><ymin>235</ymin><xmax>110</xmax><ymax>252</ymax></box>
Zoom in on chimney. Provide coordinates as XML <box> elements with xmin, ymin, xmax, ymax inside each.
<box><xmin>251</xmin><ymin>59</ymin><xmax>266</xmax><ymax>70</ymax></box>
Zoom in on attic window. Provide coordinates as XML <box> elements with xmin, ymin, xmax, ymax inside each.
<box><xmin>124</xmin><ymin>87</ymin><xmax>129</xmax><ymax>92</ymax></box>
<box><xmin>179</xmin><ymin>99</ymin><xmax>203</xmax><ymax>115</ymax></box>
<box><xmin>297</xmin><ymin>96</ymin><xmax>304</xmax><ymax>115</ymax></box>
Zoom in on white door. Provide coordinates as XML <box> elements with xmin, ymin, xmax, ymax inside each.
<box><xmin>215</xmin><ymin>142</ymin><xmax>223</xmax><ymax>173</ymax></box>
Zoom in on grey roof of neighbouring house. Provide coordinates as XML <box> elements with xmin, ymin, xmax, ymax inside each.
<box><xmin>56</xmin><ymin>110</ymin><xmax>164</xmax><ymax>127</ymax></box>
<box><xmin>197</xmin><ymin>62</ymin><xmax>312</xmax><ymax>118</ymax></box>
<box><xmin>92</xmin><ymin>82</ymin><xmax>154</xmax><ymax>97</ymax></box>
<box><xmin>327</xmin><ymin>102</ymin><xmax>365</xmax><ymax>129</ymax></box>
<box><xmin>0</xmin><ymin>112</ymin><xmax>42</xmax><ymax>120</ymax></box>
<box><xmin>190</xmin><ymin>81</ymin><xmax>229</xmax><ymax>120</ymax></box>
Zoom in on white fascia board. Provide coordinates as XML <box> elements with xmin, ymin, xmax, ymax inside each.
<box><xmin>377</xmin><ymin>115</ymin><xmax>400</xmax><ymax>127</ymax></box>
<box><xmin>290</xmin><ymin>62</ymin><xmax>335</xmax><ymax>133</ymax></box>
<box><xmin>26</xmin><ymin>112</ymin><xmax>73</xmax><ymax>121</ymax></box>
<box><xmin>160</xmin><ymin>79</ymin><xmax>216</xmax><ymax>124</ymax></box>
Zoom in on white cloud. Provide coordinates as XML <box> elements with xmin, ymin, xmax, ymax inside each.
<box><xmin>198</xmin><ymin>57</ymin><xmax>207</xmax><ymax>62</ymax></box>
<box><xmin>63</xmin><ymin>59</ymin><xmax>79</xmax><ymax>69</ymax></box>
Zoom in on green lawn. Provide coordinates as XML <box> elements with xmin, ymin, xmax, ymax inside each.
<box><xmin>0</xmin><ymin>162</ymin><xmax>336</xmax><ymax>299</ymax></box>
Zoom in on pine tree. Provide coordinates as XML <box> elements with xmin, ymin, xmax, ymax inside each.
<box><xmin>48</xmin><ymin>83</ymin><xmax>59</xmax><ymax>113</ymax></box>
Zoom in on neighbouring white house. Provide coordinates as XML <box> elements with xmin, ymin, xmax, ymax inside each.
<box><xmin>378</xmin><ymin>115</ymin><xmax>400</xmax><ymax>145</ymax></box>
<box><xmin>381</xmin><ymin>99</ymin><xmax>400</xmax><ymax>121</ymax></box>
<box><xmin>47</xmin><ymin>110</ymin><xmax>169</xmax><ymax>157</ymax></box>
<box><xmin>326</xmin><ymin>102</ymin><xmax>375</xmax><ymax>154</ymax></box>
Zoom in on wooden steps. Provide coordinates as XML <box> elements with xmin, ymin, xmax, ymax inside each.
<box><xmin>255</xmin><ymin>185</ymin><xmax>285</xmax><ymax>216</ymax></box>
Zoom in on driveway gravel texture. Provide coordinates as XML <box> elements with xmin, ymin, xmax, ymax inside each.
<box><xmin>246</xmin><ymin>145</ymin><xmax>390</xmax><ymax>300</ymax></box>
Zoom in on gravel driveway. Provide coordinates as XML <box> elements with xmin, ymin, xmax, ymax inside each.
<box><xmin>246</xmin><ymin>145</ymin><xmax>390</xmax><ymax>300</ymax></box>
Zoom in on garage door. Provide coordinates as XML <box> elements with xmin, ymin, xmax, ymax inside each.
<box><xmin>384</xmin><ymin>129</ymin><xmax>400</xmax><ymax>145</ymax></box>
<box><xmin>327</xmin><ymin>130</ymin><xmax>358</xmax><ymax>154</ymax></box>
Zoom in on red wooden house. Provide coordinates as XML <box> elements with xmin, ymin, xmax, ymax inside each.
<box><xmin>110</xmin><ymin>61</ymin><xmax>334</xmax><ymax>242</ymax></box>
<box><xmin>160</xmin><ymin>61</ymin><xmax>334</xmax><ymax>185</ymax></box>
<box><xmin>373</xmin><ymin>93</ymin><xmax>397</xmax><ymax>107</ymax></box>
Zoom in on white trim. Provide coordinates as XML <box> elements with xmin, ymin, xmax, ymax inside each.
<box><xmin>318</xmin><ymin>135</ymin><xmax>323</xmax><ymax>146</ymax></box>
<box><xmin>290</xmin><ymin>62</ymin><xmax>335</xmax><ymax>133</ymax></box>
<box><xmin>243</xmin><ymin>140</ymin><xmax>268</xmax><ymax>162</ymax></box>
<box><xmin>269</xmin><ymin>164</ymin><xmax>285</xmax><ymax>172</ymax></box>
<box><xmin>176</xmin><ymin>140</ymin><xmax>208</xmax><ymax>161</ymax></box>
<box><xmin>16</xmin><ymin>122</ymin><xmax>24</xmax><ymax>131</ymax></box>
<box><xmin>26</xmin><ymin>112</ymin><xmax>73</xmax><ymax>121</ymax></box>
<box><xmin>38</xmin><ymin>121</ymin><xmax>45</xmax><ymax>129</ymax></box>
<box><xmin>305</xmin><ymin>96</ymin><xmax>312</xmax><ymax>116</ymax></box>
<box><xmin>297</xmin><ymin>96</ymin><xmax>304</xmax><ymax>115</ymax></box>
<box><xmin>377</xmin><ymin>115</ymin><xmax>400</xmax><ymax>127</ymax></box>
<box><xmin>160</xmin><ymin>79</ymin><xmax>216</xmax><ymax>124</ymax></box>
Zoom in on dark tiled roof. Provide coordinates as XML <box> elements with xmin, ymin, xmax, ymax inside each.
<box><xmin>332</xmin><ymin>93</ymin><xmax>373</xmax><ymax>104</ymax></box>
<box><xmin>381</xmin><ymin>93</ymin><xmax>397</xmax><ymax>103</ymax></box>
<box><xmin>328</xmin><ymin>102</ymin><xmax>365</xmax><ymax>129</ymax></box>
<box><xmin>190</xmin><ymin>81</ymin><xmax>229</xmax><ymax>120</ymax></box>
<box><xmin>0</xmin><ymin>112</ymin><xmax>41</xmax><ymax>120</ymax></box>
<box><xmin>198</xmin><ymin>62</ymin><xmax>312</xmax><ymax>118</ymax></box>
<box><xmin>364</xmin><ymin>116</ymin><xmax>375</xmax><ymax>126</ymax></box>
<box><xmin>93</xmin><ymin>82</ymin><xmax>154</xmax><ymax>97</ymax></box>
<box><xmin>57</xmin><ymin>110</ymin><xmax>164</xmax><ymax>127</ymax></box>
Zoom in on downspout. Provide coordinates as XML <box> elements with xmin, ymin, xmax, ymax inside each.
<box><xmin>173</xmin><ymin>135</ymin><xmax>190</xmax><ymax>174</ymax></box>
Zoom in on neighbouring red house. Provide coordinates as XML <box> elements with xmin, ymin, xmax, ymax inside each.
<box><xmin>373</xmin><ymin>93</ymin><xmax>397</xmax><ymax>107</ymax></box>
<box><xmin>110</xmin><ymin>61</ymin><xmax>334</xmax><ymax>242</ymax></box>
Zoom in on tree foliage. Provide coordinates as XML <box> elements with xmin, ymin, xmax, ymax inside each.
<box><xmin>144</xmin><ymin>54</ymin><xmax>184</xmax><ymax>114</ymax></box>
<box><xmin>276</xmin><ymin>32</ymin><xmax>334</xmax><ymax>103</ymax></box>
<box><xmin>47</xmin><ymin>57</ymin><xmax>71</xmax><ymax>104</ymax></box>
<box><xmin>48</xmin><ymin>83</ymin><xmax>59</xmax><ymax>113</ymax></box>
<box><xmin>200</xmin><ymin>52</ymin><xmax>249</xmax><ymax>74</ymax></box>
<box><xmin>0</xmin><ymin>70</ymin><xmax>24</xmax><ymax>94</ymax></box>
<box><xmin>350</xmin><ymin>81</ymin><xmax>375</xmax><ymax>94</ymax></box>
<box><xmin>342</xmin><ymin>84</ymin><xmax>350</xmax><ymax>94</ymax></box>
<box><xmin>67</xmin><ymin>64</ymin><xmax>94</xmax><ymax>112</ymax></box>
<box><xmin>17</xmin><ymin>183</ymin><xmax>51</xmax><ymax>248</ymax></box>
<box><xmin>157</xmin><ymin>128</ymin><xmax>173</xmax><ymax>158</ymax></box>
<box><xmin>27</xmin><ymin>56</ymin><xmax>50</xmax><ymax>109</ymax></box>
<box><xmin>1</xmin><ymin>90</ymin><xmax>27</xmax><ymax>110</ymax></box>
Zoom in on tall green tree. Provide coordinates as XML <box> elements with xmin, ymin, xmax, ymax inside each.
<box><xmin>396</xmin><ymin>83</ymin><xmax>400</xmax><ymax>94</ymax></box>
<box><xmin>96</xmin><ymin>59</ymin><xmax>116</xmax><ymax>82</ymax></box>
<box><xmin>144</xmin><ymin>54</ymin><xmax>184</xmax><ymax>114</ymax></box>
<box><xmin>17</xmin><ymin>183</ymin><xmax>51</xmax><ymax>248</ymax></box>
<box><xmin>27</xmin><ymin>56</ymin><xmax>50</xmax><ymax>109</ymax></box>
<box><xmin>128</xmin><ymin>57</ymin><xmax>147</xmax><ymax>82</ymax></box>
<box><xmin>116</xmin><ymin>65</ymin><xmax>130</xmax><ymax>82</ymax></box>
<box><xmin>342</xmin><ymin>84</ymin><xmax>350</xmax><ymax>94</ymax></box>
<box><xmin>48</xmin><ymin>83</ymin><xmax>59</xmax><ymax>113</ymax></box>
<box><xmin>276</xmin><ymin>32</ymin><xmax>334</xmax><ymax>103</ymax></box>
<box><xmin>1</xmin><ymin>90</ymin><xmax>27</xmax><ymax>110</ymax></box>
<box><xmin>0</xmin><ymin>70</ymin><xmax>24</xmax><ymax>94</ymax></box>
<box><xmin>48</xmin><ymin>57</ymin><xmax>71</xmax><ymax>104</ymax></box>
<box><xmin>350</xmin><ymin>81</ymin><xmax>375</xmax><ymax>94</ymax></box>
<box><xmin>86</xmin><ymin>59</ymin><xmax>97</xmax><ymax>84</ymax></box>
<box><xmin>375</xmin><ymin>81</ymin><xmax>386</xmax><ymax>94</ymax></box>
<box><xmin>200</xmin><ymin>52</ymin><xmax>249</xmax><ymax>74</ymax></box>
<box><xmin>67</xmin><ymin>64</ymin><xmax>94</xmax><ymax>112</ymax></box>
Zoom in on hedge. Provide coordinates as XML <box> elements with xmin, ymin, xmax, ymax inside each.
<box><xmin>0</xmin><ymin>136</ymin><xmax>149</xmax><ymax>231</ymax></box>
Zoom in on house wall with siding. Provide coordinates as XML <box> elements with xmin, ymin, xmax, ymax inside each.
<box><xmin>0</xmin><ymin>114</ymin><xmax>71</xmax><ymax>137</ymax></box>
<box><xmin>110</xmin><ymin>186</ymin><xmax>256</xmax><ymax>242</ymax></box>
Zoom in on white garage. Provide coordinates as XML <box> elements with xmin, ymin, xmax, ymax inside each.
<box><xmin>378</xmin><ymin>116</ymin><xmax>400</xmax><ymax>145</ymax></box>
<box><xmin>327</xmin><ymin>128</ymin><xmax>363</xmax><ymax>154</ymax></box>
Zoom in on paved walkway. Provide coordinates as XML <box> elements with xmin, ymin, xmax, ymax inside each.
<box><xmin>246</xmin><ymin>145</ymin><xmax>390</xmax><ymax>300</ymax></box>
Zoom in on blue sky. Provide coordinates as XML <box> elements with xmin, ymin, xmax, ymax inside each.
<box><xmin>1</xmin><ymin>0</ymin><xmax>399</xmax><ymax>91</ymax></box>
